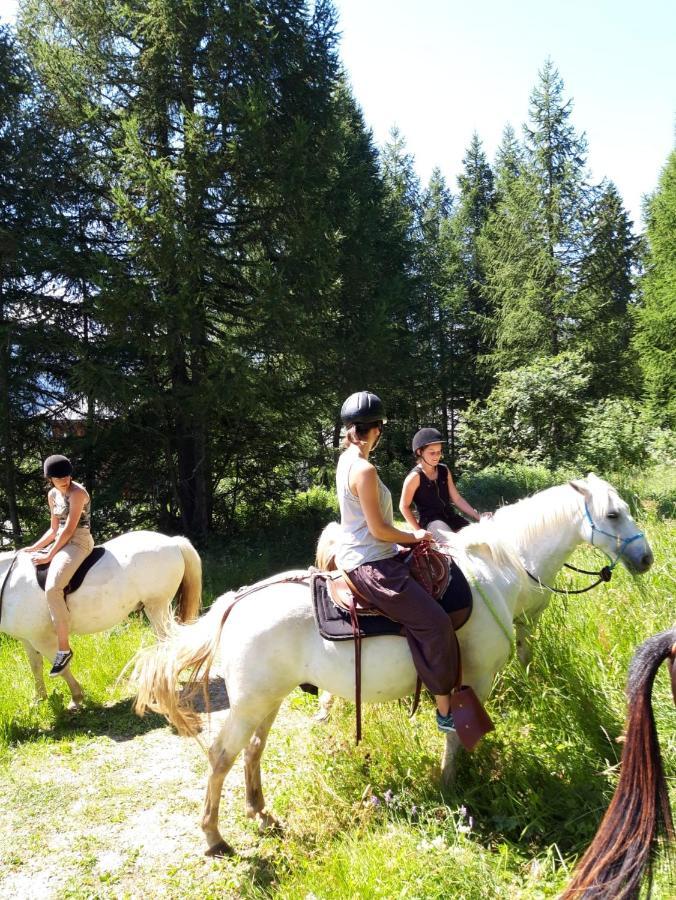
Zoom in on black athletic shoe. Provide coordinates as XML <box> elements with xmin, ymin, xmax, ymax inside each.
<box><xmin>49</xmin><ymin>649</ymin><xmax>73</xmax><ymax>677</ymax></box>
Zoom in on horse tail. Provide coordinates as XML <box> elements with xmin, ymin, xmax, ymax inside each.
<box><xmin>316</xmin><ymin>521</ymin><xmax>341</xmax><ymax>571</ymax></box>
<box><xmin>562</xmin><ymin>627</ymin><xmax>676</xmax><ymax>899</ymax></box>
<box><xmin>132</xmin><ymin>592</ymin><xmax>232</xmax><ymax>737</ymax></box>
<box><xmin>173</xmin><ymin>536</ymin><xmax>202</xmax><ymax>622</ymax></box>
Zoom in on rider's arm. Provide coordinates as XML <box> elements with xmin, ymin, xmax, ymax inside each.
<box><xmin>353</xmin><ymin>463</ymin><xmax>430</xmax><ymax>545</ymax></box>
<box><xmin>399</xmin><ymin>471</ymin><xmax>422</xmax><ymax>531</ymax></box>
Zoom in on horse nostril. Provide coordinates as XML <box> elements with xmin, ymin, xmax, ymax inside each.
<box><xmin>641</xmin><ymin>553</ymin><xmax>654</xmax><ymax>569</ymax></box>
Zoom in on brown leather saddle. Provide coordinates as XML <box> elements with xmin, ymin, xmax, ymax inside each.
<box><xmin>314</xmin><ymin>545</ymin><xmax>490</xmax><ymax>746</ymax></box>
<box><xmin>35</xmin><ymin>547</ymin><xmax>107</xmax><ymax>595</ymax></box>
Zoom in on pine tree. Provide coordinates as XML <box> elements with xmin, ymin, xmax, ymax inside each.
<box><xmin>445</xmin><ymin>133</ymin><xmax>496</xmax><ymax>404</ymax></box>
<box><xmin>574</xmin><ymin>182</ymin><xmax>640</xmax><ymax>398</ymax></box>
<box><xmin>0</xmin><ymin>26</ymin><xmax>80</xmax><ymax>540</ymax></box>
<box><xmin>634</xmin><ymin>149</ymin><xmax>676</xmax><ymax>426</ymax></box>
<box><xmin>482</xmin><ymin>60</ymin><xmax>589</xmax><ymax>371</ymax></box>
<box><xmin>20</xmin><ymin>1</ymin><xmax>415</xmax><ymax>534</ymax></box>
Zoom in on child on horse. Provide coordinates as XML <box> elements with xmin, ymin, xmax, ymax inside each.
<box><xmin>22</xmin><ymin>455</ymin><xmax>93</xmax><ymax>676</ymax></box>
<box><xmin>400</xmin><ymin>428</ymin><xmax>490</xmax><ymax>542</ymax></box>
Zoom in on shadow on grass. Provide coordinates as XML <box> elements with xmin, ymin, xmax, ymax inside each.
<box><xmin>2</xmin><ymin>676</ymin><xmax>231</xmax><ymax>749</ymax></box>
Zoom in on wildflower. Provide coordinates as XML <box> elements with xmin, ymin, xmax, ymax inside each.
<box><xmin>383</xmin><ymin>789</ymin><xmax>394</xmax><ymax>805</ymax></box>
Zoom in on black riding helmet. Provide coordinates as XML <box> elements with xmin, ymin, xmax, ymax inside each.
<box><xmin>43</xmin><ymin>454</ymin><xmax>73</xmax><ymax>479</ymax></box>
<box><xmin>412</xmin><ymin>428</ymin><xmax>443</xmax><ymax>454</ymax></box>
<box><xmin>340</xmin><ymin>391</ymin><xmax>387</xmax><ymax>427</ymax></box>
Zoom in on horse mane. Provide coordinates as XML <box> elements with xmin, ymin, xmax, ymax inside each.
<box><xmin>491</xmin><ymin>483</ymin><xmax>583</xmax><ymax>549</ymax></box>
<box><xmin>450</xmin><ymin>483</ymin><xmax>583</xmax><ymax>579</ymax></box>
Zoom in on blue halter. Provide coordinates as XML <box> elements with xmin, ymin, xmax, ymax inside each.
<box><xmin>583</xmin><ymin>501</ymin><xmax>644</xmax><ymax>572</ymax></box>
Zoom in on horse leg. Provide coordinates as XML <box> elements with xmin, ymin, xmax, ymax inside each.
<box><xmin>441</xmin><ymin>730</ymin><xmax>462</xmax><ymax>787</ymax></box>
<box><xmin>441</xmin><ymin>668</ymin><xmax>499</xmax><ymax>787</ymax></box>
<box><xmin>244</xmin><ymin>703</ymin><xmax>282</xmax><ymax>830</ymax></box>
<box><xmin>27</xmin><ymin>635</ymin><xmax>84</xmax><ymax>710</ymax></box>
<box><xmin>141</xmin><ymin>597</ymin><xmax>172</xmax><ymax>639</ymax></box>
<box><xmin>21</xmin><ymin>640</ymin><xmax>48</xmax><ymax>703</ymax></box>
<box><xmin>202</xmin><ymin>706</ymin><xmax>273</xmax><ymax>856</ymax></box>
<box><xmin>515</xmin><ymin>609</ymin><xmax>544</xmax><ymax>667</ymax></box>
<box><xmin>314</xmin><ymin>690</ymin><xmax>334</xmax><ymax>722</ymax></box>
<box><xmin>61</xmin><ymin>667</ymin><xmax>85</xmax><ymax>710</ymax></box>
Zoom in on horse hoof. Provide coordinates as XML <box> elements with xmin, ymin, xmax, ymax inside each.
<box><xmin>67</xmin><ymin>700</ymin><xmax>83</xmax><ymax>713</ymax></box>
<box><xmin>257</xmin><ymin>812</ymin><xmax>282</xmax><ymax>834</ymax></box>
<box><xmin>205</xmin><ymin>840</ymin><xmax>234</xmax><ymax>858</ymax></box>
<box><xmin>313</xmin><ymin>709</ymin><xmax>330</xmax><ymax>723</ymax></box>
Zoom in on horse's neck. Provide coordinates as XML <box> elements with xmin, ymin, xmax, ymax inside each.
<box><xmin>497</xmin><ymin>488</ymin><xmax>583</xmax><ymax>614</ymax></box>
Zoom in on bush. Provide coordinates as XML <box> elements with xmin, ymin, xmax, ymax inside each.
<box><xmin>457</xmin><ymin>463</ymin><xmax>570</xmax><ymax>511</ymax></box>
<box><xmin>575</xmin><ymin>398</ymin><xmax>650</xmax><ymax>473</ymax></box>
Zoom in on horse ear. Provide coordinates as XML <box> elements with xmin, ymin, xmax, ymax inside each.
<box><xmin>569</xmin><ymin>478</ymin><xmax>590</xmax><ymax>497</ymax></box>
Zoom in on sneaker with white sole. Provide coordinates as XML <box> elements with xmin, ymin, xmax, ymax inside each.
<box><xmin>436</xmin><ymin>710</ymin><xmax>456</xmax><ymax>733</ymax></box>
<box><xmin>49</xmin><ymin>649</ymin><xmax>73</xmax><ymax>677</ymax></box>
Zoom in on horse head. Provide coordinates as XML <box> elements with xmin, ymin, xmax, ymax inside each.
<box><xmin>570</xmin><ymin>474</ymin><xmax>654</xmax><ymax>574</ymax></box>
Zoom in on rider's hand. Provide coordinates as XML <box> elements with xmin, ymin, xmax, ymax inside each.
<box><xmin>413</xmin><ymin>529</ymin><xmax>434</xmax><ymax>543</ymax></box>
<box><xmin>30</xmin><ymin>550</ymin><xmax>51</xmax><ymax>566</ymax></box>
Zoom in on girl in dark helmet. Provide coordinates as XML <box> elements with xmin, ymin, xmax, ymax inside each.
<box><xmin>400</xmin><ymin>428</ymin><xmax>490</xmax><ymax>543</ymax></box>
<box><xmin>22</xmin><ymin>455</ymin><xmax>93</xmax><ymax>676</ymax></box>
<box><xmin>335</xmin><ymin>392</ymin><xmax>458</xmax><ymax>733</ymax></box>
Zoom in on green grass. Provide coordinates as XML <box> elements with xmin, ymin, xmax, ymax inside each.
<box><xmin>0</xmin><ymin>468</ymin><xmax>674</xmax><ymax>898</ymax></box>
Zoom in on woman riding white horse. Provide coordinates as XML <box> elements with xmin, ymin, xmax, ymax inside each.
<box><xmin>22</xmin><ymin>454</ymin><xmax>94</xmax><ymax>676</ymax></box>
<box><xmin>334</xmin><ymin>391</ymin><xmax>458</xmax><ymax>734</ymax></box>
<box><xmin>132</xmin><ymin>473</ymin><xmax>653</xmax><ymax>857</ymax></box>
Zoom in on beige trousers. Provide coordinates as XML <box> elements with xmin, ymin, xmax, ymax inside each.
<box><xmin>45</xmin><ymin>528</ymin><xmax>95</xmax><ymax>631</ymax></box>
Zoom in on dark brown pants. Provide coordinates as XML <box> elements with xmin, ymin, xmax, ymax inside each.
<box><xmin>349</xmin><ymin>555</ymin><xmax>458</xmax><ymax>695</ymax></box>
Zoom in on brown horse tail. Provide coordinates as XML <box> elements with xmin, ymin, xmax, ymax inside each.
<box><xmin>173</xmin><ymin>536</ymin><xmax>202</xmax><ymax>623</ymax></box>
<box><xmin>562</xmin><ymin>626</ymin><xmax>676</xmax><ymax>899</ymax></box>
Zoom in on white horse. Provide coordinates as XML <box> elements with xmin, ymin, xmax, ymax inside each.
<box><xmin>132</xmin><ymin>475</ymin><xmax>653</xmax><ymax>856</ymax></box>
<box><xmin>0</xmin><ymin>530</ymin><xmax>201</xmax><ymax>708</ymax></box>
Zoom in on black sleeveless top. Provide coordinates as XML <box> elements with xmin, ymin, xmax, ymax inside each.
<box><xmin>411</xmin><ymin>463</ymin><xmax>469</xmax><ymax>531</ymax></box>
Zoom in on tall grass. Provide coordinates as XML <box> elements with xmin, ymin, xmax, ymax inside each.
<box><xmin>0</xmin><ymin>469</ymin><xmax>673</xmax><ymax>897</ymax></box>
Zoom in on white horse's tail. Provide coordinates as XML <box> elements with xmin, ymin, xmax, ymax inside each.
<box><xmin>173</xmin><ymin>536</ymin><xmax>202</xmax><ymax>622</ymax></box>
<box><xmin>132</xmin><ymin>592</ymin><xmax>232</xmax><ymax>737</ymax></box>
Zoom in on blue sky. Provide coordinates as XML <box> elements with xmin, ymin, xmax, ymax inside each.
<box><xmin>333</xmin><ymin>0</ymin><xmax>675</xmax><ymax>228</ymax></box>
<box><xmin>2</xmin><ymin>0</ymin><xmax>673</xmax><ymax>227</ymax></box>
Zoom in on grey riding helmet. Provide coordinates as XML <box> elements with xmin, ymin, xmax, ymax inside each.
<box><xmin>340</xmin><ymin>391</ymin><xmax>387</xmax><ymax>426</ymax></box>
<box><xmin>43</xmin><ymin>455</ymin><xmax>73</xmax><ymax>478</ymax></box>
<box><xmin>412</xmin><ymin>428</ymin><xmax>443</xmax><ymax>454</ymax></box>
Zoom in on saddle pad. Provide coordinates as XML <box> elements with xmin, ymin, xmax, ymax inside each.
<box><xmin>311</xmin><ymin>561</ymin><xmax>473</xmax><ymax>642</ymax></box>
<box><xmin>35</xmin><ymin>546</ymin><xmax>107</xmax><ymax>595</ymax></box>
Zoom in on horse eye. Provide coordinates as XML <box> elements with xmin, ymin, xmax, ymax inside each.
<box><xmin>607</xmin><ymin>512</ymin><xmax>618</xmax><ymax>520</ymax></box>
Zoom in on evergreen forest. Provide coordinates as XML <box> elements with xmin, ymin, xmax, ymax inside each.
<box><xmin>1</xmin><ymin>0</ymin><xmax>674</xmax><ymax>543</ymax></box>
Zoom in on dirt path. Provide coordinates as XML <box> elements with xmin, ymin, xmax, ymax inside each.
<box><xmin>0</xmin><ymin>679</ymin><xmax>314</xmax><ymax>899</ymax></box>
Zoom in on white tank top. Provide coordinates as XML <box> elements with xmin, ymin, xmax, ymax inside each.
<box><xmin>335</xmin><ymin>451</ymin><xmax>398</xmax><ymax>571</ymax></box>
